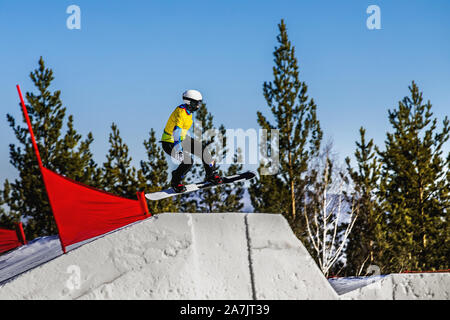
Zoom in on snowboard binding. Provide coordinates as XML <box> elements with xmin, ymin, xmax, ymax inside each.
<box><xmin>171</xmin><ymin>182</ymin><xmax>187</xmax><ymax>193</ymax></box>
<box><xmin>205</xmin><ymin>173</ymin><xmax>223</xmax><ymax>185</ymax></box>
<box><xmin>205</xmin><ymin>161</ymin><xmax>222</xmax><ymax>185</ymax></box>
<box><xmin>171</xmin><ymin>170</ymin><xmax>187</xmax><ymax>193</ymax></box>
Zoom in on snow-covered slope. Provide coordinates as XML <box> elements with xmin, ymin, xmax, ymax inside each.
<box><xmin>0</xmin><ymin>236</ymin><xmax>62</xmax><ymax>285</ymax></box>
<box><xmin>338</xmin><ymin>273</ymin><xmax>450</xmax><ymax>300</ymax></box>
<box><xmin>328</xmin><ymin>275</ymin><xmax>387</xmax><ymax>295</ymax></box>
<box><xmin>0</xmin><ymin>213</ymin><xmax>336</xmax><ymax>299</ymax></box>
<box><xmin>0</xmin><ymin>213</ymin><xmax>448</xmax><ymax>300</ymax></box>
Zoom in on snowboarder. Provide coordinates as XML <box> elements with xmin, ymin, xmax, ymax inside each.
<box><xmin>161</xmin><ymin>90</ymin><xmax>222</xmax><ymax>193</ymax></box>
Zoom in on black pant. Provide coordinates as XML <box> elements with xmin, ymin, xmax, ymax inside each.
<box><xmin>161</xmin><ymin>135</ymin><xmax>214</xmax><ymax>183</ymax></box>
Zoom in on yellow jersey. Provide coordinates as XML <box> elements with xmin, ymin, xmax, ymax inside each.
<box><xmin>161</xmin><ymin>105</ymin><xmax>193</xmax><ymax>143</ymax></box>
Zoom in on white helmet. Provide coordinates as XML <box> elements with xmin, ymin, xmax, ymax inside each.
<box><xmin>182</xmin><ymin>89</ymin><xmax>203</xmax><ymax>112</ymax></box>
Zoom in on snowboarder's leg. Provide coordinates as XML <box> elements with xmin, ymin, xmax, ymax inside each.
<box><xmin>161</xmin><ymin>141</ymin><xmax>193</xmax><ymax>192</ymax></box>
<box><xmin>181</xmin><ymin>136</ymin><xmax>222</xmax><ymax>184</ymax></box>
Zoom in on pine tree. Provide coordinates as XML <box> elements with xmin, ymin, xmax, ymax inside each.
<box><xmin>139</xmin><ymin>129</ymin><xmax>179</xmax><ymax>213</ymax></box>
<box><xmin>249</xmin><ymin>167</ymin><xmax>290</xmax><ymax>214</ymax></box>
<box><xmin>0</xmin><ymin>182</ymin><xmax>17</xmax><ymax>229</ymax></box>
<box><xmin>176</xmin><ymin>103</ymin><xmax>211</xmax><ymax>212</ymax></box>
<box><xmin>199</xmin><ymin>120</ymin><xmax>225</xmax><ymax>212</ymax></box>
<box><xmin>250</xmin><ymin>19</ymin><xmax>322</xmax><ymax>235</ymax></box>
<box><xmin>101</xmin><ymin>123</ymin><xmax>139</xmax><ymax>199</ymax></box>
<box><xmin>344</xmin><ymin>127</ymin><xmax>384</xmax><ymax>275</ymax></box>
<box><xmin>217</xmin><ymin>148</ymin><xmax>245</xmax><ymax>213</ymax></box>
<box><xmin>377</xmin><ymin>81</ymin><xmax>449</xmax><ymax>272</ymax></box>
<box><xmin>1</xmin><ymin>57</ymin><xmax>99</xmax><ymax>238</ymax></box>
<box><xmin>176</xmin><ymin>103</ymin><xmax>244</xmax><ymax>212</ymax></box>
<box><xmin>180</xmin><ymin>103</ymin><xmax>222</xmax><ymax>212</ymax></box>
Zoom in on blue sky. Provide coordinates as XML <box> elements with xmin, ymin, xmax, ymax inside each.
<box><xmin>1</xmin><ymin>0</ymin><xmax>449</xmax><ymax>181</ymax></box>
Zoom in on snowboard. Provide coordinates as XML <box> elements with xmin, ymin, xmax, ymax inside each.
<box><xmin>145</xmin><ymin>171</ymin><xmax>256</xmax><ymax>201</ymax></box>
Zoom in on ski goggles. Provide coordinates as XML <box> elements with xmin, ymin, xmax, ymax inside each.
<box><xmin>185</xmin><ymin>98</ymin><xmax>202</xmax><ymax>111</ymax></box>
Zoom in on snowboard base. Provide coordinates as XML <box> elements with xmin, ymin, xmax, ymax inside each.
<box><xmin>145</xmin><ymin>171</ymin><xmax>256</xmax><ymax>201</ymax></box>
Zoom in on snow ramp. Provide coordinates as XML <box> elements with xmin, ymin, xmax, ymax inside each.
<box><xmin>0</xmin><ymin>213</ymin><xmax>337</xmax><ymax>300</ymax></box>
<box><xmin>338</xmin><ymin>273</ymin><xmax>450</xmax><ymax>300</ymax></box>
<box><xmin>1</xmin><ymin>212</ymin><xmax>448</xmax><ymax>300</ymax></box>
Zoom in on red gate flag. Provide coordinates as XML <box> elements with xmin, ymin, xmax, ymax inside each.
<box><xmin>41</xmin><ymin>167</ymin><xmax>149</xmax><ymax>250</ymax></box>
<box><xmin>16</xmin><ymin>84</ymin><xmax>151</xmax><ymax>253</ymax></box>
<box><xmin>0</xmin><ymin>223</ymin><xmax>26</xmax><ymax>254</ymax></box>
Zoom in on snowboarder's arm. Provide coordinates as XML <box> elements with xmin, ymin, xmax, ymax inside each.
<box><xmin>173</xmin><ymin>126</ymin><xmax>183</xmax><ymax>152</ymax></box>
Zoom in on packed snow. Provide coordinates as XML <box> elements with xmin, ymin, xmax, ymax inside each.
<box><xmin>0</xmin><ymin>213</ymin><xmax>448</xmax><ymax>299</ymax></box>
<box><xmin>0</xmin><ymin>236</ymin><xmax>62</xmax><ymax>285</ymax></box>
<box><xmin>328</xmin><ymin>275</ymin><xmax>386</xmax><ymax>295</ymax></box>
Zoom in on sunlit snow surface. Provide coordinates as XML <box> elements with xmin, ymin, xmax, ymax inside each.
<box><xmin>0</xmin><ymin>234</ymin><xmax>98</xmax><ymax>286</ymax></box>
<box><xmin>0</xmin><ymin>216</ymin><xmax>448</xmax><ymax>300</ymax></box>
<box><xmin>1</xmin><ymin>233</ymin><xmax>385</xmax><ymax>296</ymax></box>
<box><xmin>328</xmin><ymin>275</ymin><xmax>386</xmax><ymax>295</ymax></box>
<box><xmin>0</xmin><ymin>236</ymin><xmax>62</xmax><ymax>285</ymax></box>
